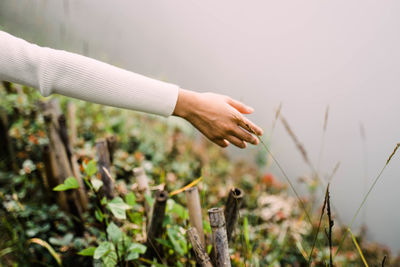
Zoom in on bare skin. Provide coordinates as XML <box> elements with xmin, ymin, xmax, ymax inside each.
<box><xmin>173</xmin><ymin>89</ymin><xmax>263</xmax><ymax>148</ymax></box>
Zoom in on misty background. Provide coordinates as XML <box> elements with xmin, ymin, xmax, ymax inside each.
<box><xmin>1</xmin><ymin>0</ymin><xmax>399</xmax><ymax>252</ymax></box>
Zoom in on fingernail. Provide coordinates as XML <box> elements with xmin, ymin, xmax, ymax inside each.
<box><xmin>247</xmin><ymin>106</ymin><xmax>254</xmax><ymax>112</ymax></box>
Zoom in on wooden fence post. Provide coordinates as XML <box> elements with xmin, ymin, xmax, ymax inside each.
<box><xmin>96</xmin><ymin>138</ymin><xmax>114</xmax><ymax>199</ymax></box>
<box><xmin>145</xmin><ymin>190</ymin><xmax>168</xmax><ymax>260</ymax></box>
<box><xmin>187</xmin><ymin>227</ymin><xmax>213</xmax><ymax>267</ymax></box>
<box><xmin>208</xmin><ymin>207</ymin><xmax>231</xmax><ymax>267</ymax></box>
<box><xmin>224</xmin><ymin>188</ymin><xmax>244</xmax><ymax>242</ymax></box>
<box><xmin>42</xmin><ymin>99</ymin><xmax>84</xmax><ymax>235</ymax></box>
<box><xmin>185</xmin><ymin>186</ymin><xmax>205</xmax><ymax>246</ymax></box>
<box><xmin>58</xmin><ymin>114</ymin><xmax>88</xmax><ymax>211</ymax></box>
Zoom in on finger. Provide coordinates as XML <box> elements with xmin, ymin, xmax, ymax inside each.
<box><xmin>213</xmin><ymin>138</ymin><xmax>229</xmax><ymax>148</ymax></box>
<box><xmin>226</xmin><ymin>135</ymin><xmax>247</xmax><ymax>149</ymax></box>
<box><xmin>227</xmin><ymin>98</ymin><xmax>254</xmax><ymax>114</ymax></box>
<box><xmin>238</xmin><ymin>116</ymin><xmax>263</xmax><ymax>136</ymax></box>
<box><xmin>232</xmin><ymin>126</ymin><xmax>259</xmax><ymax>145</ymax></box>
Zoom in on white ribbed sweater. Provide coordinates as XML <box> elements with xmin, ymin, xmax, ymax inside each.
<box><xmin>0</xmin><ymin>31</ymin><xmax>179</xmax><ymax>116</ymax></box>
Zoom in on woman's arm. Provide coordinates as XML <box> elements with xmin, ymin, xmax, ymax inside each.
<box><xmin>0</xmin><ymin>31</ymin><xmax>262</xmax><ymax>148</ymax></box>
<box><xmin>0</xmin><ymin>30</ymin><xmax>178</xmax><ymax>116</ymax></box>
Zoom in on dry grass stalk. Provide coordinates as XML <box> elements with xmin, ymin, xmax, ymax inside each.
<box><xmin>185</xmin><ymin>186</ymin><xmax>205</xmax><ymax>246</ymax></box>
<box><xmin>323</xmin><ymin>105</ymin><xmax>329</xmax><ymax>132</ymax></box>
<box><xmin>245</xmin><ymin>122</ymin><xmax>327</xmax><ymax>256</ymax></box>
<box><xmin>208</xmin><ymin>207</ymin><xmax>231</xmax><ymax>267</ymax></box>
<box><xmin>327</xmin><ymin>162</ymin><xmax>341</xmax><ymax>183</ymax></box>
<box><xmin>335</xmin><ymin>142</ymin><xmax>400</xmax><ymax>258</ymax></box>
<box><xmin>187</xmin><ymin>227</ymin><xmax>213</xmax><ymax>267</ymax></box>
<box><xmin>386</xmin><ymin>143</ymin><xmax>400</xmax><ymax>165</ymax></box>
<box><xmin>280</xmin><ymin>115</ymin><xmax>311</xmax><ymax>166</ymax></box>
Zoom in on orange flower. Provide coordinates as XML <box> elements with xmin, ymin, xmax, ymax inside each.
<box><xmin>28</xmin><ymin>135</ymin><xmax>38</xmax><ymax>145</ymax></box>
<box><xmin>262</xmin><ymin>173</ymin><xmax>275</xmax><ymax>185</ymax></box>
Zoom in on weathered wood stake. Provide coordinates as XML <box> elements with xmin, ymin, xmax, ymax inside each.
<box><xmin>208</xmin><ymin>207</ymin><xmax>231</xmax><ymax>267</ymax></box>
<box><xmin>224</xmin><ymin>188</ymin><xmax>244</xmax><ymax>242</ymax></box>
<box><xmin>43</xmin><ymin>109</ymin><xmax>84</xmax><ymax>235</ymax></box>
<box><xmin>106</xmin><ymin>135</ymin><xmax>117</xmax><ymax>163</ymax></box>
<box><xmin>96</xmin><ymin>138</ymin><xmax>114</xmax><ymax>199</ymax></box>
<box><xmin>58</xmin><ymin>114</ymin><xmax>88</xmax><ymax>211</ymax></box>
<box><xmin>187</xmin><ymin>227</ymin><xmax>213</xmax><ymax>267</ymax></box>
<box><xmin>185</xmin><ymin>186</ymin><xmax>205</xmax><ymax>246</ymax></box>
<box><xmin>145</xmin><ymin>190</ymin><xmax>168</xmax><ymax>260</ymax></box>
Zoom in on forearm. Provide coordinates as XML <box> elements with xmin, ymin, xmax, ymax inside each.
<box><xmin>0</xmin><ymin>31</ymin><xmax>179</xmax><ymax>116</ymax></box>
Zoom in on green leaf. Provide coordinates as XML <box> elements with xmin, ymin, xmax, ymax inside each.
<box><xmin>167</xmin><ymin>200</ymin><xmax>188</xmax><ymax>220</ymax></box>
<box><xmin>101</xmin><ymin>196</ymin><xmax>108</xmax><ymax>206</ymax></box>
<box><xmin>93</xmin><ymin>242</ymin><xmax>113</xmax><ymax>260</ymax></box>
<box><xmin>53</xmin><ymin>177</ymin><xmax>79</xmax><ymax>191</ymax></box>
<box><xmin>156</xmin><ymin>238</ymin><xmax>172</xmax><ymax>249</ymax></box>
<box><xmin>84</xmin><ymin>160</ymin><xmax>97</xmax><ymax>177</ymax></box>
<box><xmin>125</xmin><ymin>192</ymin><xmax>136</xmax><ymax>207</ymax></box>
<box><xmin>167</xmin><ymin>226</ymin><xmax>186</xmax><ymax>256</ymax></box>
<box><xmin>91</xmin><ymin>178</ymin><xmax>103</xmax><ymax>192</ymax></box>
<box><xmin>127</xmin><ymin>243</ymin><xmax>146</xmax><ymax>254</ymax></box>
<box><xmin>107</xmin><ymin>197</ymin><xmax>131</xmax><ymax>220</ymax></box>
<box><xmin>78</xmin><ymin>247</ymin><xmax>96</xmax><ymax>256</ymax></box>
<box><xmin>144</xmin><ymin>194</ymin><xmax>154</xmax><ymax>207</ymax></box>
<box><xmin>95</xmin><ymin>208</ymin><xmax>104</xmax><ymax>222</ymax></box>
<box><xmin>126</xmin><ymin>251</ymin><xmax>140</xmax><ymax>261</ymax></box>
<box><xmin>107</xmin><ymin>222</ymin><xmax>122</xmax><ymax>243</ymax></box>
<box><xmin>126</xmin><ymin>243</ymin><xmax>146</xmax><ymax>261</ymax></box>
<box><xmin>103</xmin><ymin>250</ymin><xmax>117</xmax><ymax>267</ymax></box>
<box><xmin>244</xmin><ymin>216</ymin><xmax>250</xmax><ymax>249</ymax></box>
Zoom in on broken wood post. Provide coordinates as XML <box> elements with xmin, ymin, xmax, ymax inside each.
<box><xmin>187</xmin><ymin>227</ymin><xmax>213</xmax><ymax>267</ymax></box>
<box><xmin>42</xmin><ymin>100</ymin><xmax>84</xmax><ymax>235</ymax></box>
<box><xmin>224</xmin><ymin>188</ymin><xmax>244</xmax><ymax>242</ymax></box>
<box><xmin>208</xmin><ymin>207</ymin><xmax>231</xmax><ymax>267</ymax></box>
<box><xmin>106</xmin><ymin>135</ymin><xmax>117</xmax><ymax>163</ymax></box>
<box><xmin>58</xmin><ymin>114</ymin><xmax>88</xmax><ymax>211</ymax></box>
<box><xmin>58</xmin><ymin>114</ymin><xmax>72</xmax><ymax>162</ymax></box>
<box><xmin>96</xmin><ymin>138</ymin><xmax>114</xmax><ymax>199</ymax></box>
<box><xmin>145</xmin><ymin>190</ymin><xmax>168</xmax><ymax>260</ymax></box>
<box><xmin>42</xmin><ymin>144</ymin><xmax>69</xmax><ymax>212</ymax></box>
<box><xmin>185</xmin><ymin>186</ymin><xmax>205</xmax><ymax>246</ymax></box>
<box><xmin>133</xmin><ymin>167</ymin><xmax>151</xmax><ymax>216</ymax></box>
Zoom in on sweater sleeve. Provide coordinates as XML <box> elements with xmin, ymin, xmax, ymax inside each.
<box><xmin>0</xmin><ymin>31</ymin><xmax>179</xmax><ymax>117</ymax></box>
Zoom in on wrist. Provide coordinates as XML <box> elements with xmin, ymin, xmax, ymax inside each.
<box><xmin>173</xmin><ymin>88</ymin><xmax>198</xmax><ymax>119</ymax></box>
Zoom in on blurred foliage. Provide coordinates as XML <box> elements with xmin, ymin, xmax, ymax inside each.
<box><xmin>0</xmin><ymin>82</ymin><xmax>399</xmax><ymax>266</ymax></box>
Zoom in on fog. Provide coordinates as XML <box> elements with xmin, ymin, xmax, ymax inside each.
<box><xmin>1</xmin><ymin>0</ymin><xmax>400</xmax><ymax>251</ymax></box>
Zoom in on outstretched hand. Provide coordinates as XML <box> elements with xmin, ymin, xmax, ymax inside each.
<box><xmin>173</xmin><ymin>89</ymin><xmax>263</xmax><ymax>148</ymax></box>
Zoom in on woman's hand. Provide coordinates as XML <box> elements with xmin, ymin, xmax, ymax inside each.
<box><xmin>173</xmin><ymin>89</ymin><xmax>263</xmax><ymax>148</ymax></box>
